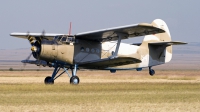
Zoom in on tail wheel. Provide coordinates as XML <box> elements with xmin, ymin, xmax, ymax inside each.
<box><xmin>44</xmin><ymin>76</ymin><xmax>54</xmax><ymax>84</ymax></box>
<box><xmin>70</xmin><ymin>76</ymin><xmax>80</xmax><ymax>85</ymax></box>
<box><xmin>149</xmin><ymin>69</ymin><xmax>155</xmax><ymax>76</ymax></box>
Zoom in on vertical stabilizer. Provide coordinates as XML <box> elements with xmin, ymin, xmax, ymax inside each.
<box><xmin>141</xmin><ymin>19</ymin><xmax>172</xmax><ymax>66</ymax></box>
<box><xmin>143</xmin><ymin>19</ymin><xmax>171</xmax><ymax>43</ymax></box>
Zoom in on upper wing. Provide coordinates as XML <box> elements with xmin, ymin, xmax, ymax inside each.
<box><xmin>10</xmin><ymin>32</ymin><xmax>65</xmax><ymax>41</ymax></box>
<box><xmin>11</xmin><ymin>22</ymin><xmax>165</xmax><ymax>42</ymax></box>
<box><xmin>75</xmin><ymin>23</ymin><xmax>165</xmax><ymax>42</ymax></box>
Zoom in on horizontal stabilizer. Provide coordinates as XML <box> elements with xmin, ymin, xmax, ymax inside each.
<box><xmin>149</xmin><ymin>41</ymin><xmax>187</xmax><ymax>46</ymax></box>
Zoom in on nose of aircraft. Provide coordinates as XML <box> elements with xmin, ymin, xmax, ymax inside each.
<box><xmin>31</xmin><ymin>46</ymin><xmax>38</xmax><ymax>52</ymax></box>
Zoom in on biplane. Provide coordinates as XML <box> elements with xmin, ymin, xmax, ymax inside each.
<box><xmin>10</xmin><ymin>19</ymin><xmax>187</xmax><ymax>84</ymax></box>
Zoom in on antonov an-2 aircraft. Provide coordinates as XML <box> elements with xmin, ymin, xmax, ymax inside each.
<box><xmin>10</xmin><ymin>19</ymin><xmax>187</xmax><ymax>85</ymax></box>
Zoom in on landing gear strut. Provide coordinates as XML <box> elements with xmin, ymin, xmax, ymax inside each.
<box><xmin>44</xmin><ymin>64</ymin><xmax>79</xmax><ymax>85</ymax></box>
<box><xmin>149</xmin><ymin>67</ymin><xmax>155</xmax><ymax>76</ymax></box>
<box><xmin>69</xmin><ymin>64</ymin><xmax>79</xmax><ymax>84</ymax></box>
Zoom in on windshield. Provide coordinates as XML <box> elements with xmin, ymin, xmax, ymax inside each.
<box><xmin>54</xmin><ymin>35</ymin><xmax>74</xmax><ymax>43</ymax></box>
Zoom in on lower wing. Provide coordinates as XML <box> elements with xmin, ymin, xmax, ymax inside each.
<box><xmin>78</xmin><ymin>57</ymin><xmax>141</xmax><ymax>69</ymax></box>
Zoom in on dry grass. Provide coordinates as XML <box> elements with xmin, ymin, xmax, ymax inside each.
<box><xmin>0</xmin><ymin>70</ymin><xmax>200</xmax><ymax>112</ymax></box>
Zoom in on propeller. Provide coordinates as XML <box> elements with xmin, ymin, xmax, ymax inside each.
<box><xmin>30</xmin><ymin>30</ymin><xmax>45</xmax><ymax>60</ymax></box>
<box><xmin>21</xmin><ymin>52</ymin><xmax>32</xmax><ymax>70</ymax></box>
<box><xmin>22</xmin><ymin>30</ymin><xmax>45</xmax><ymax>69</ymax></box>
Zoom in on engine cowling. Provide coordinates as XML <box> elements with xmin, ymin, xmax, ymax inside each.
<box><xmin>39</xmin><ymin>40</ymin><xmax>74</xmax><ymax>65</ymax></box>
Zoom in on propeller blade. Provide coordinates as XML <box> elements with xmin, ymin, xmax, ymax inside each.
<box><xmin>26</xmin><ymin>53</ymin><xmax>32</xmax><ymax>60</ymax></box>
<box><xmin>22</xmin><ymin>53</ymin><xmax>32</xmax><ymax>70</ymax></box>
<box><xmin>37</xmin><ymin>60</ymin><xmax>42</xmax><ymax>66</ymax></box>
<box><xmin>26</xmin><ymin>31</ymin><xmax>30</xmax><ymax>37</ymax></box>
<box><xmin>35</xmin><ymin>30</ymin><xmax>45</xmax><ymax>45</ymax></box>
<box><xmin>26</xmin><ymin>31</ymin><xmax>37</xmax><ymax>46</ymax></box>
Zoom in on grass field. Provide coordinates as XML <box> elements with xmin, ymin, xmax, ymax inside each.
<box><xmin>0</xmin><ymin>70</ymin><xmax>200</xmax><ymax>112</ymax></box>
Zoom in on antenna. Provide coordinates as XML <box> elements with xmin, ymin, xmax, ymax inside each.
<box><xmin>68</xmin><ymin>22</ymin><xmax>72</xmax><ymax>35</ymax></box>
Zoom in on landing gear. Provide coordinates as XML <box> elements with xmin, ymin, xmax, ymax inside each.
<box><xmin>44</xmin><ymin>76</ymin><xmax>54</xmax><ymax>84</ymax></box>
<box><xmin>44</xmin><ymin>64</ymin><xmax>79</xmax><ymax>85</ymax></box>
<box><xmin>69</xmin><ymin>64</ymin><xmax>79</xmax><ymax>85</ymax></box>
<box><xmin>149</xmin><ymin>67</ymin><xmax>155</xmax><ymax>76</ymax></box>
<box><xmin>70</xmin><ymin>76</ymin><xmax>80</xmax><ymax>84</ymax></box>
<box><xmin>110</xmin><ymin>69</ymin><xmax>116</xmax><ymax>73</ymax></box>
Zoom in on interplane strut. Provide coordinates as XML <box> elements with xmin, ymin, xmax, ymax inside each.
<box><xmin>109</xmin><ymin>32</ymin><xmax>128</xmax><ymax>59</ymax></box>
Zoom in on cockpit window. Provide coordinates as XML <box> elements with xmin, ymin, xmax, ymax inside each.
<box><xmin>54</xmin><ymin>35</ymin><xmax>75</xmax><ymax>44</ymax></box>
<box><xmin>61</xmin><ymin>37</ymin><xmax>67</xmax><ymax>41</ymax></box>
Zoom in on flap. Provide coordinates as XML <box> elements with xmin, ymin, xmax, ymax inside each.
<box><xmin>78</xmin><ymin>57</ymin><xmax>141</xmax><ymax>69</ymax></box>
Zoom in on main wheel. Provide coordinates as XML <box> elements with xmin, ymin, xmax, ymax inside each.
<box><xmin>44</xmin><ymin>76</ymin><xmax>54</xmax><ymax>84</ymax></box>
<box><xmin>149</xmin><ymin>69</ymin><xmax>155</xmax><ymax>76</ymax></box>
<box><xmin>70</xmin><ymin>76</ymin><xmax>80</xmax><ymax>85</ymax></box>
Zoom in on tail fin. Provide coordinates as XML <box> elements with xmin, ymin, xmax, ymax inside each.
<box><xmin>143</xmin><ymin>19</ymin><xmax>171</xmax><ymax>43</ymax></box>
<box><xmin>141</xmin><ymin>19</ymin><xmax>173</xmax><ymax>65</ymax></box>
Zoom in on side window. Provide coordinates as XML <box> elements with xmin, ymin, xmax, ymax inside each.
<box><xmin>61</xmin><ymin>37</ymin><xmax>66</xmax><ymax>41</ymax></box>
<box><xmin>67</xmin><ymin>37</ymin><xmax>72</xmax><ymax>42</ymax></box>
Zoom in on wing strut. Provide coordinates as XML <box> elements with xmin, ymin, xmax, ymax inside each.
<box><xmin>109</xmin><ymin>32</ymin><xmax>128</xmax><ymax>59</ymax></box>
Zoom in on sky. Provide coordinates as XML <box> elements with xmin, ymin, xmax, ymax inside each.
<box><xmin>0</xmin><ymin>0</ymin><xmax>200</xmax><ymax>49</ymax></box>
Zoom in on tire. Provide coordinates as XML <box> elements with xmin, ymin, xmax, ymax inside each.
<box><xmin>70</xmin><ymin>76</ymin><xmax>80</xmax><ymax>85</ymax></box>
<box><xmin>149</xmin><ymin>69</ymin><xmax>155</xmax><ymax>76</ymax></box>
<box><xmin>44</xmin><ymin>76</ymin><xmax>54</xmax><ymax>84</ymax></box>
